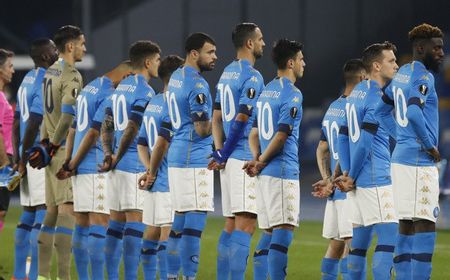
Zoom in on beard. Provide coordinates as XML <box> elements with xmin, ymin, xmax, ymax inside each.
<box><xmin>253</xmin><ymin>49</ymin><xmax>263</xmax><ymax>59</ymax></box>
<box><xmin>198</xmin><ymin>59</ymin><xmax>215</xmax><ymax>72</ymax></box>
<box><xmin>423</xmin><ymin>52</ymin><xmax>441</xmax><ymax>72</ymax></box>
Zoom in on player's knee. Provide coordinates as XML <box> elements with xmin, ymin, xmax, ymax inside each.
<box><xmin>57</xmin><ymin>203</ymin><xmax>74</xmax><ymax>216</ymax></box>
<box><xmin>43</xmin><ymin>210</ymin><xmax>58</xmax><ymax>227</ymax></box>
<box><xmin>399</xmin><ymin>219</ymin><xmax>414</xmax><ymax>235</ymax></box>
<box><xmin>326</xmin><ymin>240</ymin><xmax>345</xmax><ymax>259</ymax></box>
<box><xmin>125</xmin><ymin>210</ymin><xmax>142</xmax><ymax>222</ymax></box>
<box><xmin>144</xmin><ymin>226</ymin><xmax>161</xmax><ymax>241</ymax></box>
<box><xmin>414</xmin><ymin>219</ymin><xmax>435</xmax><ymax>233</ymax></box>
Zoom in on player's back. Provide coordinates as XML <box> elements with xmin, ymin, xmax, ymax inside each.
<box><xmin>111</xmin><ymin>74</ymin><xmax>154</xmax><ymax>173</ymax></box>
<box><xmin>43</xmin><ymin>58</ymin><xmax>83</xmax><ymax>141</ymax></box>
<box><xmin>73</xmin><ymin>76</ymin><xmax>114</xmax><ymax>174</ymax></box>
<box><xmin>16</xmin><ymin>67</ymin><xmax>46</xmax><ymax>152</ymax></box>
<box><xmin>257</xmin><ymin>77</ymin><xmax>303</xmax><ymax>180</ymax></box>
<box><xmin>321</xmin><ymin>96</ymin><xmax>347</xmax><ymax>200</ymax></box>
<box><xmin>385</xmin><ymin>61</ymin><xmax>438</xmax><ymax>166</ymax></box>
<box><xmin>140</xmin><ymin>92</ymin><xmax>170</xmax><ymax>192</ymax></box>
<box><xmin>215</xmin><ymin>59</ymin><xmax>264</xmax><ymax>160</ymax></box>
<box><xmin>346</xmin><ymin>80</ymin><xmax>390</xmax><ymax>187</ymax></box>
<box><xmin>167</xmin><ymin>66</ymin><xmax>212</xmax><ymax>168</ymax></box>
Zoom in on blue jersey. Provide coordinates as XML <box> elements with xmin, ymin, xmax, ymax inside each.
<box><xmin>345</xmin><ymin>80</ymin><xmax>391</xmax><ymax>188</ymax></box>
<box><xmin>15</xmin><ymin>67</ymin><xmax>46</xmax><ymax>155</ymax></box>
<box><xmin>384</xmin><ymin>61</ymin><xmax>438</xmax><ymax>166</ymax></box>
<box><xmin>255</xmin><ymin>77</ymin><xmax>303</xmax><ymax>180</ymax></box>
<box><xmin>214</xmin><ymin>59</ymin><xmax>264</xmax><ymax>160</ymax></box>
<box><xmin>72</xmin><ymin>76</ymin><xmax>114</xmax><ymax>174</ymax></box>
<box><xmin>107</xmin><ymin>74</ymin><xmax>155</xmax><ymax>173</ymax></box>
<box><xmin>138</xmin><ymin>92</ymin><xmax>172</xmax><ymax>192</ymax></box>
<box><xmin>166</xmin><ymin>66</ymin><xmax>213</xmax><ymax>168</ymax></box>
<box><xmin>321</xmin><ymin>96</ymin><xmax>347</xmax><ymax>200</ymax></box>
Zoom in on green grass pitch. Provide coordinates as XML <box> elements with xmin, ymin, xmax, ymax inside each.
<box><xmin>1</xmin><ymin>206</ymin><xmax>450</xmax><ymax>279</ymax></box>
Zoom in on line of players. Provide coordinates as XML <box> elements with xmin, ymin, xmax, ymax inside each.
<box><xmin>10</xmin><ymin>22</ymin><xmax>304</xmax><ymax>280</ymax></box>
<box><xmin>312</xmin><ymin>23</ymin><xmax>444</xmax><ymax>280</ymax></box>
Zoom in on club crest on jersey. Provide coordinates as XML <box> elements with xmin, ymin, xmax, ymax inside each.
<box><xmin>247</xmin><ymin>88</ymin><xmax>256</xmax><ymax>99</ymax></box>
<box><xmin>292</xmin><ymin>96</ymin><xmax>300</xmax><ymax>103</ymax></box>
<box><xmin>250</xmin><ymin>76</ymin><xmax>258</xmax><ymax>83</ymax></box>
<box><xmin>195</xmin><ymin>82</ymin><xmax>205</xmax><ymax>89</ymax></box>
<box><xmin>290</xmin><ymin>107</ymin><xmax>298</xmax><ymax>118</ymax></box>
<box><xmin>419</xmin><ymin>84</ymin><xmax>428</xmax><ymax>95</ymax></box>
<box><xmin>196</xmin><ymin>93</ymin><xmax>206</xmax><ymax>104</ymax></box>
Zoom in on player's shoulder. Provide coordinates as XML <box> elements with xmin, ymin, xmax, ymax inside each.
<box><xmin>410</xmin><ymin>61</ymin><xmax>434</xmax><ymax>85</ymax></box>
<box><xmin>45</xmin><ymin>59</ymin><xmax>64</xmax><ymax>78</ymax></box>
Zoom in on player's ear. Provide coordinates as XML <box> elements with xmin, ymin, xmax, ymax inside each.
<box><xmin>246</xmin><ymin>38</ymin><xmax>253</xmax><ymax>50</ymax></box>
<box><xmin>144</xmin><ymin>57</ymin><xmax>151</xmax><ymax>69</ymax></box>
<box><xmin>287</xmin><ymin>58</ymin><xmax>294</xmax><ymax>70</ymax></box>
<box><xmin>190</xmin><ymin>49</ymin><xmax>199</xmax><ymax>60</ymax></box>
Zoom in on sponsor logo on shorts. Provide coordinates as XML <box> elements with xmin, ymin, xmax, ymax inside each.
<box><xmin>286</xmin><ymin>194</ymin><xmax>295</xmax><ymax>201</ymax></box>
<box><xmin>287</xmin><ymin>216</ymin><xmax>295</xmax><ymax>222</ymax></box>
<box><xmin>420</xmin><ymin>186</ymin><xmax>430</xmax><ymax>193</ymax></box>
<box><xmin>248</xmin><ymin>194</ymin><xmax>256</xmax><ymax>200</ymax></box>
<box><xmin>286</xmin><ymin>182</ymin><xmax>296</xmax><ymax>189</ymax></box>
<box><xmin>419</xmin><ymin>197</ymin><xmax>430</xmax><ymax>205</ymax></box>
<box><xmin>418</xmin><ymin>209</ymin><xmax>429</xmax><ymax>216</ymax></box>
<box><xmin>199</xmin><ymin>202</ymin><xmax>208</xmax><ymax>209</ymax></box>
<box><xmin>97</xmin><ymin>194</ymin><xmax>105</xmax><ymax>200</ymax></box>
<box><xmin>199</xmin><ymin>192</ymin><xmax>209</xmax><ymax>198</ymax></box>
<box><xmin>420</xmin><ymin>174</ymin><xmax>432</xmax><ymax>182</ymax></box>
<box><xmin>96</xmin><ymin>205</ymin><xmax>105</xmax><ymax>211</ymax></box>
<box><xmin>433</xmin><ymin>207</ymin><xmax>439</xmax><ymax>218</ymax></box>
<box><xmin>198</xmin><ymin>180</ymin><xmax>208</xmax><ymax>187</ymax></box>
<box><xmin>384</xmin><ymin>202</ymin><xmax>393</xmax><ymax>209</ymax></box>
<box><xmin>381</xmin><ymin>191</ymin><xmax>391</xmax><ymax>198</ymax></box>
<box><xmin>287</xmin><ymin>204</ymin><xmax>295</xmax><ymax>211</ymax></box>
<box><xmin>198</xmin><ymin>169</ymin><xmax>207</xmax><ymax>176</ymax></box>
<box><xmin>384</xmin><ymin>214</ymin><xmax>394</xmax><ymax>220</ymax></box>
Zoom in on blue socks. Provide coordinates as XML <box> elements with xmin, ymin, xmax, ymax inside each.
<box><xmin>105</xmin><ymin>220</ymin><xmax>125</xmax><ymax>280</ymax></box>
<box><xmin>268</xmin><ymin>228</ymin><xmax>293</xmax><ymax>280</ymax></box>
<box><xmin>158</xmin><ymin>240</ymin><xmax>168</xmax><ymax>280</ymax></box>
<box><xmin>321</xmin><ymin>258</ymin><xmax>339</xmax><ymax>280</ymax></box>
<box><xmin>217</xmin><ymin>230</ymin><xmax>231</xmax><ymax>280</ymax></box>
<box><xmin>123</xmin><ymin>222</ymin><xmax>145</xmax><ymax>280</ymax></box>
<box><xmin>142</xmin><ymin>239</ymin><xmax>159</xmax><ymax>280</ymax></box>
<box><xmin>167</xmin><ymin>214</ymin><xmax>185</xmax><ymax>279</ymax></box>
<box><xmin>180</xmin><ymin>211</ymin><xmax>207</xmax><ymax>278</ymax></box>
<box><xmin>339</xmin><ymin>257</ymin><xmax>350</xmax><ymax>280</ymax></box>
<box><xmin>89</xmin><ymin>224</ymin><xmax>107</xmax><ymax>280</ymax></box>
<box><xmin>394</xmin><ymin>234</ymin><xmax>413</xmax><ymax>280</ymax></box>
<box><xmin>412</xmin><ymin>231</ymin><xmax>435</xmax><ymax>280</ymax></box>
<box><xmin>253</xmin><ymin>231</ymin><xmax>271</xmax><ymax>280</ymax></box>
<box><xmin>73</xmin><ymin>225</ymin><xmax>89</xmax><ymax>280</ymax></box>
<box><xmin>373</xmin><ymin>223</ymin><xmax>397</xmax><ymax>279</ymax></box>
<box><xmin>29</xmin><ymin>209</ymin><xmax>45</xmax><ymax>280</ymax></box>
<box><xmin>13</xmin><ymin>210</ymin><xmax>35</xmax><ymax>279</ymax></box>
<box><xmin>229</xmin><ymin>230</ymin><xmax>252</xmax><ymax>280</ymax></box>
<box><xmin>348</xmin><ymin>226</ymin><xmax>373</xmax><ymax>279</ymax></box>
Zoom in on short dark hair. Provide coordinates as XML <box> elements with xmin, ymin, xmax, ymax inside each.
<box><xmin>271</xmin><ymin>39</ymin><xmax>303</xmax><ymax>69</ymax></box>
<box><xmin>0</xmin><ymin>48</ymin><xmax>14</xmax><ymax>66</ymax></box>
<box><xmin>129</xmin><ymin>40</ymin><xmax>161</xmax><ymax>69</ymax></box>
<box><xmin>408</xmin><ymin>23</ymin><xmax>443</xmax><ymax>44</ymax></box>
<box><xmin>232</xmin><ymin>23</ymin><xmax>259</xmax><ymax>49</ymax></box>
<box><xmin>158</xmin><ymin>55</ymin><xmax>184</xmax><ymax>82</ymax></box>
<box><xmin>53</xmin><ymin>25</ymin><xmax>83</xmax><ymax>53</ymax></box>
<box><xmin>30</xmin><ymin>38</ymin><xmax>54</xmax><ymax>61</ymax></box>
<box><xmin>185</xmin><ymin>32</ymin><xmax>216</xmax><ymax>53</ymax></box>
<box><xmin>362</xmin><ymin>41</ymin><xmax>397</xmax><ymax>72</ymax></box>
<box><xmin>343</xmin><ymin>58</ymin><xmax>365</xmax><ymax>82</ymax></box>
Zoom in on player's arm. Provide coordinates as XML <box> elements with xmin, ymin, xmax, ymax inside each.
<box><xmin>0</xmin><ymin>102</ymin><xmax>10</xmax><ymax>167</ymax></box>
<box><xmin>212</xmin><ymin>107</ymin><xmax>224</xmax><ymax>150</ymax></box>
<box><xmin>375</xmin><ymin>88</ymin><xmax>397</xmax><ymax>139</ymax></box>
<box><xmin>406</xmin><ymin>78</ymin><xmax>439</xmax><ymax>160</ymax></box>
<box><xmin>191</xmin><ymin>85</ymin><xmax>212</xmax><ymax>137</ymax></box>
<box><xmin>316</xmin><ymin>138</ymin><xmax>331</xmax><ymax>180</ymax></box>
<box><xmin>64</xmin><ymin>127</ymin><xmax>75</xmax><ymax>163</ymax></box>
<box><xmin>21</xmin><ymin>86</ymin><xmax>45</xmax><ymax>163</ymax></box>
<box><xmin>248</xmin><ymin>124</ymin><xmax>260</xmax><ymax>160</ymax></box>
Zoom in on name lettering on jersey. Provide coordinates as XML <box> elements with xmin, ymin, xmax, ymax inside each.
<box><xmin>46</xmin><ymin>68</ymin><xmax>62</xmax><ymax>77</ymax></box>
<box><xmin>393</xmin><ymin>73</ymin><xmax>410</xmax><ymax>84</ymax></box>
<box><xmin>169</xmin><ymin>79</ymin><xmax>183</xmax><ymax>88</ymax></box>
<box><xmin>146</xmin><ymin>104</ymin><xmax>163</xmax><ymax>114</ymax></box>
<box><xmin>116</xmin><ymin>84</ymin><xmax>137</xmax><ymax>93</ymax></box>
<box><xmin>221</xmin><ymin>71</ymin><xmax>240</xmax><ymax>80</ymax></box>
<box><xmin>260</xmin><ymin>90</ymin><xmax>280</xmax><ymax>99</ymax></box>
<box><xmin>419</xmin><ymin>84</ymin><xmax>428</xmax><ymax>95</ymax></box>
<box><xmin>325</xmin><ymin>108</ymin><xmax>345</xmax><ymax>118</ymax></box>
<box><xmin>349</xmin><ymin>90</ymin><xmax>366</xmax><ymax>99</ymax></box>
<box><xmin>82</xmin><ymin>85</ymin><xmax>99</xmax><ymax>95</ymax></box>
<box><xmin>22</xmin><ymin>76</ymin><xmax>36</xmax><ymax>84</ymax></box>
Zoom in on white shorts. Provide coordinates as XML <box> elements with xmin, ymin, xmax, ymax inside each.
<box><xmin>20</xmin><ymin>164</ymin><xmax>45</xmax><ymax>207</ymax></box>
<box><xmin>392</xmin><ymin>163</ymin><xmax>440</xmax><ymax>223</ymax></box>
<box><xmin>220</xmin><ymin>158</ymin><xmax>257</xmax><ymax>217</ymax></box>
<box><xmin>168</xmin><ymin>167</ymin><xmax>214</xmax><ymax>212</ymax></box>
<box><xmin>322</xmin><ymin>199</ymin><xmax>353</xmax><ymax>239</ymax></box>
<box><xmin>72</xmin><ymin>173</ymin><xmax>109</xmax><ymax>214</ymax></box>
<box><xmin>350</xmin><ymin>185</ymin><xmax>398</xmax><ymax>226</ymax></box>
<box><xmin>256</xmin><ymin>175</ymin><xmax>300</xmax><ymax>229</ymax></box>
<box><xmin>107</xmin><ymin>170</ymin><xmax>145</xmax><ymax>211</ymax></box>
<box><xmin>143</xmin><ymin>191</ymin><xmax>174</xmax><ymax>226</ymax></box>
